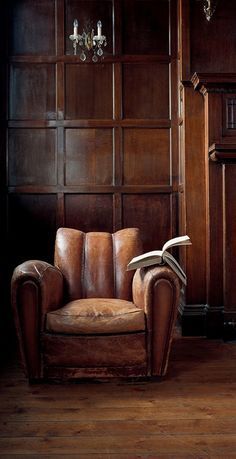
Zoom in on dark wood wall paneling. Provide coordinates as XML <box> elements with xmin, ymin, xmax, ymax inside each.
<box><xmin>178</xmin><ymin>0</ymin><xmax>236</xmax><ymax>337</ymax></box>
<box><xmin>6</xmin><ymin>0</ymin><xmax>178</xmax><ymax>279</ymax></box>
<box><xmin>0</xmin><ymin>4</ymin><xmax>8</xmax><ymax>357</ymax></box>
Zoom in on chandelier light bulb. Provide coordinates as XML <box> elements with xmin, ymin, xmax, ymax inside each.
<box><xmin>73</xmin><ymin>19</ymin><xmax>78</xmax><ymax>37</ymax></box>
<box><xmin>97</xmin><ymin>20</ymin><xmax>102</xmax><ymax>38</ymax></box>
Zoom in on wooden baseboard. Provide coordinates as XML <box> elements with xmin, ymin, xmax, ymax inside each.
<box><xmin>223</xmin><ymin>311</ymin><xmax>236</xmax><ymax>341</ymax></box>
<box><xmin>206</xmin><ymin>306</ymin><xmax>224</xmax><ymax>338</ymax></box>
<box><xmin>179</xmin><ymin>303</ymin><xmax>208</xmax><ymax>337</ymax></box>
<box><xmin>179</xmin><ymin>304</ymin><xmax>236</xmax><ymax>339</ymax></box>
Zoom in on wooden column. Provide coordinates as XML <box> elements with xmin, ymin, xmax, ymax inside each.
<box><xmin>192</xmin><ymin>73</ymin><xmax>236</xmax><ymax>338</ymax></box>
<box><xmin>179</xmin><ymin>83</ymin><xmax>207</xmax><ymax>336</ymax></box>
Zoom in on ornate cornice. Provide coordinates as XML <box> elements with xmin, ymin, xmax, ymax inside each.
<box><xmin>191</xmin><ymin>73</ymin><xmax>236</xmax><ymax>95</ymax></box>
<box><xmin>209</xmin><ymin>143</ymin><xmax>236</xmax><ymax>162</ymax></box>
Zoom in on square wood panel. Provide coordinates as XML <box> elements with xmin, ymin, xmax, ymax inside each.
<box><xmin>8</xmin><ymin>194</ymin><xmax>57</xmax><ymax>266</ymax></box>
<box><xmin>65</xmin><ymin>128</ymin><xmax>113</xmax><ymax>185</ymax></box>
<box><xmin>8</xmin><ymin>0</ymin><xmax>55</xmax><ymax>55</ymax></box>
<box><xmin>9</xmin><ymin>64</ymin><xmax>56</xmax><ymax>120</ymax></box>
<box><xmin>65</xmin><ymin>194</ymin><xmax>113</xmax><ymax>232</ymax></box>
<box><xmin>190</xmin><ymin>0</ymin><xmax>236</xmax><ymax>73</ymax></box>
<box><xmin>123</xmin><ymin>194</ymin><xmax>171</xmax><ymax>252</ymax></box>
<box><xmin>123</xmin><ymin>129</ymin><xmax>170</xmax><ymax>186</ymax></box>
<box><xmin>123</xmin><ymin>63</ymin><xmax>169</xmax><ymax>119</ymax></box>
<box><xmin>122</xmin><ymin>0</ymin><xmax>169</xmax><ymax>55</ymax></box>
<box><xmin>8</xmin><ymin>129</ymin><xmax>56</xmax><ymax>186</ymax></box>
<box><xmin>65</xmin><ymin>64</ymin><xmax>113</xmax><ymax>119</ymax></box>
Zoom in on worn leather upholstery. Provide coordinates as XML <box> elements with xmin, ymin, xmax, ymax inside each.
<box><xmin>11</xmin><ymin>227</ymin><xmax>180</xmax><ymax>382</ymax></box>
<box><xmin>46</xmin><ymin>298</ymin><xmax>145</xmax><ymax>335</ymax></box>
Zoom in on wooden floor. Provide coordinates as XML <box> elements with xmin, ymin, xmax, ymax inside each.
<box><xmin>1</xmin><ymin>337</ymin><xmax>236</xmax><ymax>458</ymax></box>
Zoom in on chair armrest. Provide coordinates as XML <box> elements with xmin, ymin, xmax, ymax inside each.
<box><xmin>132</xmin><ymin>265</ymin><xmax>180</xmax><ymax>376</ymax></box>
<box><xmin>11</xmin><ymin>260</ymin><xmax>64</xmax><ymax>380</ymax></box>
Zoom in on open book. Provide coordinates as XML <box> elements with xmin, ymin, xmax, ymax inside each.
<box><xmin>127</xmin><ymin>235</ymin><xmax>192</xmax><ymax>285</ymax></box>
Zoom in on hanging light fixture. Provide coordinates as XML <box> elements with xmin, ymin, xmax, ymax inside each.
<box><xmin>203</xmin><ymin>0</ymin><xmax>219</xmax><ymax>21</ymax></box>
<box><xmin>69</xmin><ymin>19</ymin><xmax>107</xmax><ymax>62</ymax></box>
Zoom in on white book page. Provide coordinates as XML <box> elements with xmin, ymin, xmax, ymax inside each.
<box><xmin>162</xmin><ymin>235</ymin><xmax>191</xmax><ymax>254</ymax></box>
<box><xmin>163</xmin><ymin>252</ymin><xmax>187</xmax><ymax>285</ymax></box>
<box><xmin>129</xmin><ymin>250</ymin><xmax>163</xmax><ymax>264</ymax></box>
<box><xmin>163</xmin><ymin>251</ymin><xmax>186</xmax><ymax>278</ymax></box>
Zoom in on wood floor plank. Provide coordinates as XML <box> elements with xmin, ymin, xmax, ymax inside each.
<box><xmin>1</xmin><ymin>418</ymin><xmax>236</xmax><ymax>437</ymax></box>
<box><xmin>2</xmin><ymin>391</ymin><xmax>236</xmax><ymax>409</ymax></box>
<box><xmin>2</xmin><ymin>456</ymin><xmax>236</xmax><ymax>459</ymax></box>
<box><xmin>2</xmin><ymin>379</ymin><xmax>236</xmax><ymax>397</ymax></box>
<box><xmin>1</xmin><ymin>404</ymin><xmax>236</xmax><ymax>421</ymax></box>
<box><xmin>1</xmin><ymin>434</ymin><xmax>236</xmax><ymax>455</ymax></box>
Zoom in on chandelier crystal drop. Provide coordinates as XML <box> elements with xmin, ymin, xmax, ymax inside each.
<box><xmin>203</xmin><ymin>0</ymin><xmax>219</xmax><ymax>21</ymax></box>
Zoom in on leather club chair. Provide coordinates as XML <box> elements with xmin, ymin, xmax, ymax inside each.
<box><xmin>11</xmin><ymin>227</ymin><xmax>180</xmax><ymax>382</ymax></box>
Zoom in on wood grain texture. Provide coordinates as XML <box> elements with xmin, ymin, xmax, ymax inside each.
<box><xmin>190</xmin><ymin>0</ymin><xmax>236</xmax><ymax>74</ymax></box>
<box><xmin>9</xmin><ymin>64</ymin><xmax>56</xmax><ymax>120</ymax></box>
<box><xmin>123</xmin><ymin>194</ymin><xmax>171</xmax><ymax>252</ymax></box>
<box><xmin>64</xmin><ymin>193</ymin><xmax>113</xmax><ymax>232</ymax></box>
<box><xmin>122</xmin><ymin>0</ymin><xmax>169</xmax><ymax>55</ymax></box>
<box><xmin>1</xmin><ymin>337</ymin><xmax>236</xmax><ymax>456</ymax></box>
<box><xmin>65</xmin><ymin>128</ymin><xmax>113</xmax><ymax>185</ymax></box>
<box><xmin>65</xmin><ymin>64</ymin><xmax>113</xmax><ymax>119</ymax></box>
<box><xmin>8</xmin><ymin>0</ymin><xmax>56</xmax><ymax>56</ymax></box>
<box><xmin>223</xmin><ymin>164</ymin><xmax>236</xmax><ymax>310</ymax></box>
<box><xmin>123</xmin><ymin>63</ymin><xmax>169</xmax><ymax>119</ymax></box>
<box><xmin>8</xmin><ymin>128</ymin><xmax>57</xmax><ymax>186</ymax></box>
<box><xmin>182</xmin><ymin>87</ymin><xmax>206</xmax><ymax>305</ymax></box>
<box><xmin>123</xmin><ymin>128</ymin><xmax>170</xmax><ymax>186</ymax></box>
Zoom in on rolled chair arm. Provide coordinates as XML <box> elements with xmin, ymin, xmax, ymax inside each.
<box><xmin>132</xmin><ymin>265</ymin><xmax>180</xmax><ymax>376</ymax></box>
<box><xmin>11</xmin><ymin>260</ymin><xmax>64</xmax><ymax>380</ymax></box>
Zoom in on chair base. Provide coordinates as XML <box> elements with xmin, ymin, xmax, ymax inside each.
<box><xmin>44</xmin><ymin>365</ymin><xmax>148</xmax><ymax>381</ymax></box>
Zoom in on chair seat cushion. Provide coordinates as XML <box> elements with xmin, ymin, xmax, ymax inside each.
<box><xmin>46</xmin><ymin>298</ymin><xmax>146</xmax><ymax>335</ymax></box>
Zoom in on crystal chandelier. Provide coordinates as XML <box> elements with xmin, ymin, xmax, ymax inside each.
<box><xmin>69</xmin><ymin>19</ymin><xmax>107</xmax><ymax>62</ymax></box>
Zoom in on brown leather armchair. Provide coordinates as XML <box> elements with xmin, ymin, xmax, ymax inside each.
<box><xmin>11</xmin><ymin>227</ymin><xmax>180</xmax><ymax>382</ymax></box>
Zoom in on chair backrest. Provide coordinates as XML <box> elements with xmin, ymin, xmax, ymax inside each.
<box><xmin>54</xmin><ymin>227</ymin><xmax>143</xmax><ymax>301</ymax></box>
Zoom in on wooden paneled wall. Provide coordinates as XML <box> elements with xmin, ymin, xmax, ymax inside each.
<box><xmin>178</xmin><ymin>0</ymin><xmax>236</xmax><ymax>337</ymax></box>
<box><xmin>3</xmin><ymin>1</ymin><xmax>178</xmax><ymax>293</ymax></box>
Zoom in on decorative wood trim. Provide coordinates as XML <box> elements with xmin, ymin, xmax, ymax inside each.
<box><xmin>8</xmin><ymin>54</ymin><xmax>172</xmax><ymax>64</ymax></box>
<box><xmin>57</xmin><ymin>192</ymin><xmax>65</xmax><ymax>227</ymax></box>
<box><xmin>206</xmin><ymin>305</ymin><xmax>224</xmax><ymax>339</ymax></box>
<box><xmin>180</xmin><ymin>303</ymin><xmax>208</xmax><ymax>337</ymax></box>
<box><xmin>223</xmin><ymin>321</ymin><xmax>236</xmax><ymax>341</ymax></box>
<box><xmin>7</xmin><ymin>185</ymin><xmax>175</xmax><ymax>194</ymax></box>
<box><xmin>180</xmin><ymin>303</ymin><xmax>225</xmax><ymax>338</ymax></box>
<box><xmin>55</xmin><ymin>0</ymin><xmax>64</xmax><ymax>56</ymax></box>
<box><xmin>223</xmin><ymin>94</ymin><xmax>236</xmax><ymax>136</ymax></box>
<box><xmin>178</xmin><ymin>0</ymin><xmax>191</xmax><ymax>81</ymax></box>
<box><xmin>113</xmin><ymin>193</ymin><xmax>122</xmax><ymax>231</ymax></box>
<box><xmin>7</xmin><ymin>119</ymin><xmax>172</xmax><ymax>129</ymax></box>
<box><xmin>209</xmin><ymin>143</ymin><xmax>236</xmax><ymax>162</ymax></box>
<box><xmin>191</xmin><ymin>72</ymin><xmax>236</xmax><ymax>95</ymax></box>
<box><xmin>113</xmin><ymin>0</ymin><xmax>122</xmax><ymax>56</ymax></box>
<box><xmin>181</xmin><ymin>80</ymin><xmax>193</xmax><ymax>88</ymax></box>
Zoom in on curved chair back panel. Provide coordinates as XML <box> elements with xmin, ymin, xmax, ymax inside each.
<box><xmin>54</xmin><ymin>228</ymin><xmax>143</xmax><ymax>301</ymax></box>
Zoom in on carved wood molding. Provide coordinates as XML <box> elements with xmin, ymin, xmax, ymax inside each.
<box><xmin>209</xmin><ymin>143</ymin><xmax>236</xmax><ymax>162</ymax></box>
<box><xmin>191</xmin><ymin>72</ymin><xmax>236</xmax><ymax>95</ymax></box>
